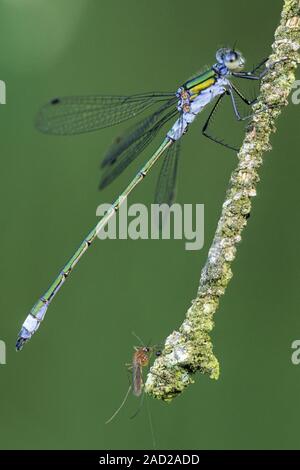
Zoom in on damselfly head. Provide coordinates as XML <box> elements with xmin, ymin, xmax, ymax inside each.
<box><xmin>216</xmin><ymin>48</ymin><xmax>245</xmax><ymax>72</ymax></box>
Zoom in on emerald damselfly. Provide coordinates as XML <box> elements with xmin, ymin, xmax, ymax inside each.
<box><xmin>16</xmin><ymin>48</ymin><xmax>274</xmax><ymax>350</ymax></box>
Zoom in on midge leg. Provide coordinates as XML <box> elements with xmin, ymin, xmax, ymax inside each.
<box><xmin>105</xmin><ymin>385</ymin><xmax>132</xmax><ymax>424</ymax></box>
<box><xmin>105</xmin><ymin>365</ymin><xmax>133</xmax><ymax>424</ymax></box>
<box><xmin>130</xmin><ymin>392</ymin><xmax>145</xmax><ymax>420</ymax></box>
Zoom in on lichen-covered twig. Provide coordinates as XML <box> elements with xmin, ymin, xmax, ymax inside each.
<box><xmin>146</xmin><ymin>0</ymin><xmax>300</xmax><ymax>401</ymax></box>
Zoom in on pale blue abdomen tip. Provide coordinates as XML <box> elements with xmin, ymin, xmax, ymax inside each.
<box><xmin>16</xmin><ymin>327</ymin><xmax>31</xmax><ymax>351</ymax></box>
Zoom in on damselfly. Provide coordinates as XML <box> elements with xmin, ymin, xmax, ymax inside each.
<box><xmin>106</xmin><ymin>334</ymin><xmax>161</xmax><ymax>424</ymax></box>
<box><xmin>16</xmin><ymin>48</ymin><xmax>275</xmax><ymax>350</ymax></box>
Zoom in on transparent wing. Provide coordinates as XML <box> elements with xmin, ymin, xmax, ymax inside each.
<box><xmin>154</xmin><ymin>139</ymin><xmax>181</xmax><ymax>206</ymax></box>
<box><xmin>132</xmin><ymin>363</ymin><xmax>143</xmax><ymax>397</ymax></box>
<box><xmin>36</xmin><ymin>92</ymin><xmax>175</xmax><ymax>135</ymax></box>
<box><xmin>100</xmin><ymin>100</ymin><xmax>178</xmax><ymax>189</ymax></box>
<box><xmin>101</xmin><ymin>98</ymin><xmax>176</xmax><ymax>168</ymax></box>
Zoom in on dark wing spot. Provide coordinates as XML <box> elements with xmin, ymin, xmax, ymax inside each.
<box><xmin>51</xmin><ymin>98</ymin><xmax>60</xmax><ymax>105</ymax></box>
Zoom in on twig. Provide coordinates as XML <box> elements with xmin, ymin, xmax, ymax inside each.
<box><xmin>145</xmin><ymin>0</ymin><xmax>300</xmax><ymax>401</ymax></box>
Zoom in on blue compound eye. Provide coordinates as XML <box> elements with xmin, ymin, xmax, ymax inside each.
<box><xmin>216</xmin><ymin>48</ymin><xmax>245</xmax><ymax>71</ymax></box>
<box><xmin>224</xmin><ymin>49</ymin><xmax>245</xmax><ymax>71</ymax></box>
<box><xmin>216</xmin><ymin>47</ymin><xmax>227</xmax><ymax>63</ymax></box>
<box><xmin>226</xmin><ymin>51</ymin><xmax>238</xmax><ymax>63</ymax></box>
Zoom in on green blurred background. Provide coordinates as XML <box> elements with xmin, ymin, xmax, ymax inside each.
<box><xmin>0</xmin><ymin>0</ymin><xmax>299</xmax><ymax>450</ymax></box>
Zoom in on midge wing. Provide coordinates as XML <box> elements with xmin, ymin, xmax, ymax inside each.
<box><xmin>36</xmin><ymin>92</ymin><xmax>174</xmax><ymax>135</ymax></box>
<box><xmin>132</xmin><ymin>362</ymin><xmax>143</xmax><ymax>397</ymax></box>
<box><xmin>100</xmin><ymin>99</ymin><xmax>178</xmax><ymax>189</ymax></box>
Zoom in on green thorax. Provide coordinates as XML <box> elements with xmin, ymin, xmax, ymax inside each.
<box><xmin>184</xmin><ymin>68</ymin><xmax>217</xmax><ymax>95</ymax></box>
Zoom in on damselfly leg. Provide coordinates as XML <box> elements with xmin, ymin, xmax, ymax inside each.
<box><xmin>202</xmin><ymin>87</ymin><xmax>255</xmax><ymax>152</ymax></box>
<box><xmin>202</xmin><ymin>59</ymin><xmax>276</xmax><ymax>151</ymax></box>
<box><xmin>232</xmin><ymin>57</ymin><xmax>287</xmax><ymax>80</ymax></box>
